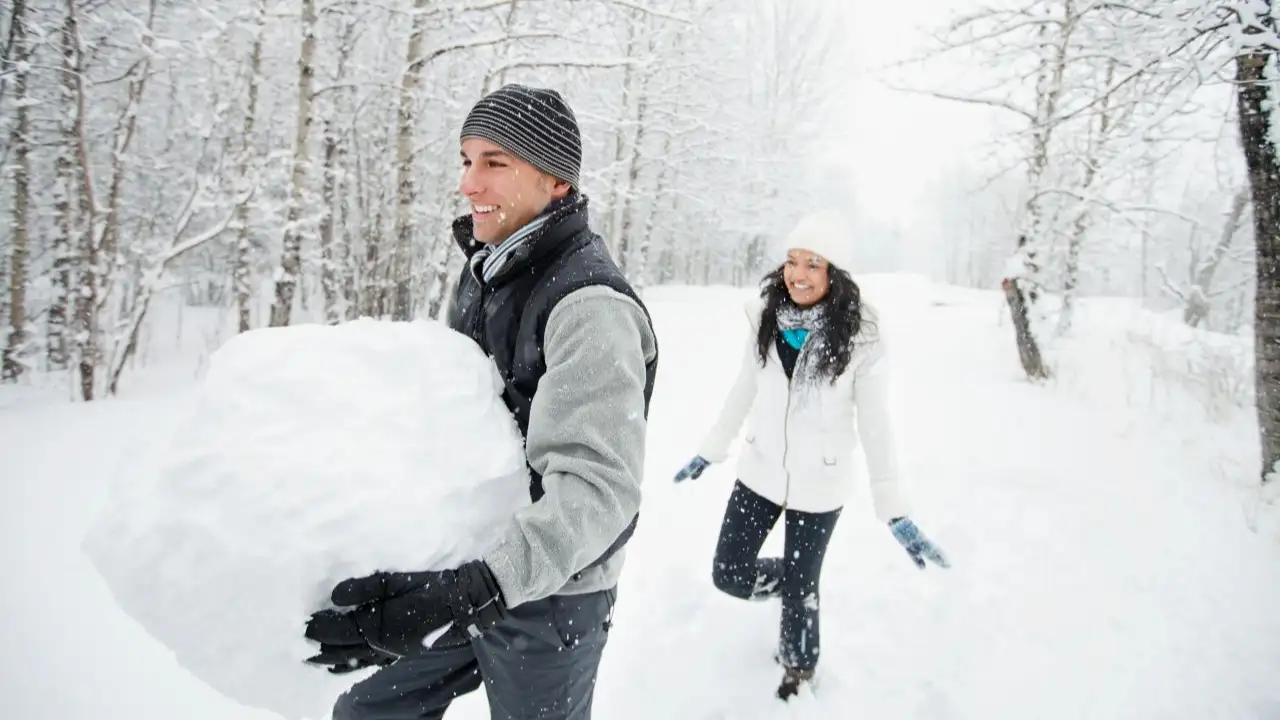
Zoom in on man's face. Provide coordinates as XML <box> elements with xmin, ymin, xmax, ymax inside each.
<box><xmin>459</xmin><ymin>137</ymin><xmax>571</xmax><ymax>244</ymax></box>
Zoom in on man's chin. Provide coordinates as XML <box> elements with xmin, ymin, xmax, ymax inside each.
<box><xmin>477</xmin><ymin>229</ymin><xmax>514</xmax><ymax>246</ymax></box>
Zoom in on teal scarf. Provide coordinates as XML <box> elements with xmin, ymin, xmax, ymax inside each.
<box><xmin>780</xmin><ymin>327</ymin><xmax>809</xmax><ymax>349</ymax></box>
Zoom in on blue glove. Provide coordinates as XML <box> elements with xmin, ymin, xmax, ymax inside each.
<box><xmin>889</xmin><ymin>517</ymin><xmax>950</xmax><ymax>569</ymax></box>
<box><xmin>674</xmin><ymin>455</ymin><xmax>710</xmax><ymax>482</ymax></box>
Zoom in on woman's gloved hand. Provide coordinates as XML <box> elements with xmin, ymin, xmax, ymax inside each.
<box><xmin>674</xmin><ymin>455</ymin><xmax>711</xmax><ymax>483</ymax></box>
<box><xmin>889</xmin><ymin>517</ymin><xmax>951</xmax><ymax>569</ymax></box>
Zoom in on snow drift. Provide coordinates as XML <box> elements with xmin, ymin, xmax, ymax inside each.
<box><xmin>81</xmin><ymin>318</ymin><xmax>529</xmax><ymax>720</ymax></box>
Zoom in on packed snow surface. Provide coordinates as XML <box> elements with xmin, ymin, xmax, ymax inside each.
<box><xmin>1</xmin><ymin>276</ymin><xmax>1276</xmax><ymax>719</ymax></box>
<box><xmin>80</xmin><ymin>318</ymin><xmax>529</xmax><ymax>720</ymax></box>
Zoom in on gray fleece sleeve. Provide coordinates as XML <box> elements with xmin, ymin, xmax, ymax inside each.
<box><xmin>481</xmin><ymin>284</ymin><xmax>656</xmax><ymax>607</ymax></box>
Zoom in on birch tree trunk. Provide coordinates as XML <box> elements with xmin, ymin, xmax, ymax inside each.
<box><xmin>99</xmin><ymin>0</ymin><xmax>158</xmax><ymax>314</ymax></box>
<box><xmin>390</xmin><ymin>0</ymin><xmax>431</xmax><ymax>321</ymax></box>
<box><xmin>1057</xmin><ymin>57</ymin><xmax>1118</xmax><ymax>335</ymax></box>
<box><xmin>234</xmin><ymin>1</ymin><xmax>265</xmax><ymax>333</ymax></box>
<box><xmin>335</xmin><ymin>7</ymin><xmax>363</xmax><ymax>321</ymax></box>
<box><xmin>48</xmin><ymin>10</ymin><xmax>79</xmax><ymax>370</ymax></box>
<box><xmin>619</xmin><ymin>14</ymin><xmax>655</xmax><ymax>280</ymax></box>
<box><xmin>269</xmin><ymin>0</ymin><xmax>318</xmax><ymax>327</ymax></box>
<box><xmin>327</xmin><ymin>12</ymin><xmax>357</xmax><ymax>324</ymax></box>
<box><xmin>1235</xmin><ymin>26</ymin><xmax>1280</xmax><ymax>484</ymax></box>
<box><xmin>339</xmin><ymin>114</ymin><xmax>357</xmax><ymax>321</ymax></box>
<box><xmin>68</xmin><ymin>0</ymin><xmax>100</xmax><ymax>400</ymax></box>
<box><xmin>2</xmin><ymin>0</ymin><xmax>29</xmax><ymax>382</ymax></box>
<box><xmin>319</xmin><ymin>116</ymin><xmax>341</xmax><ymax>324</ymax></box>
<box><xmin>640</xmin><ymin>130</ymin><xmax>675</xmax><ymax>286</ymax></box>
<box><xmin>1006</xmin><ymin>7</ymin><xmax>1073</xmax><ymax>381</ymax></box>
<box><xmin>338</xmin><ymin>141</ymin><xmax>357</xmax><ymax>320</ymax></box>
<box><xmin>362</xmin><ymin>207</ymin><xmax>386</xmax><ymax>319</ymax></box>
<box><xmin>608</xmin><ymin>12</ymin><xmax>642</xmax><ymax>258</ymax></box>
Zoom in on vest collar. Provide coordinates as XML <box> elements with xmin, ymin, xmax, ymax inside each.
<box><xmin>452</xmin><ymin>194</ymin><xmax>590</xmax><ymax>285</ymax></box>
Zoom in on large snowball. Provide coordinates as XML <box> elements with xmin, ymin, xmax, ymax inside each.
<box><xmin>82</xmin><ymin>318</ymin><xmax>529</xmax><ymax>720</ymax></box>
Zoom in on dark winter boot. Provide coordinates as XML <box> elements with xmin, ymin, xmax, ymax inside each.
<box><xmin>776</xmin><ymin>667</ymin><xmax>814</xmax><ymax>700</ymax></box>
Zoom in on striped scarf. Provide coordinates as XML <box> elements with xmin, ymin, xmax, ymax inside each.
<box><xmin>469</xmin><ymin>213</ymin><xmax>552</xmax><ymax>284</ymax></box>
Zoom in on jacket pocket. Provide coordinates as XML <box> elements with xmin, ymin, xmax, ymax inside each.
<box><xmin>820</xmin><ymin>419</ymin><xmax>852</xmax><ymax>469</ymax></box>
<box><xmin>818</xmin><ymin>402</ymin><xmax>840</xmax><ymax>467</ymax></box>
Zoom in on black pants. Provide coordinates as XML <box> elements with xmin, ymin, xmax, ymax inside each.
<box><xmin>711</xmin><ymin>480</ymin><xmax>842</xmax><ymax>670</ymax></box>
<box><xmin>331</xmin><ymin>590</ymin><xmax>614</xmax><ymax>720</ymax></box>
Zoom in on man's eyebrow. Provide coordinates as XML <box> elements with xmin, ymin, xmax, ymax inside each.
<box><xmin>460</xmin><ymin>149</ymin><xmax>513</xmax><ymax>159</ymax></box>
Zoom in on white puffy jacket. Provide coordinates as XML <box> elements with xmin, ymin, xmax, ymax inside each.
<box><xmin>697</xmin><ymin>299</ymin><xmax>911</xmax><ymax>518</ymax></box>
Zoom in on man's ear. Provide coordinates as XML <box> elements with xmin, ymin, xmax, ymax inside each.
<box><xmin>549</xmin><ymin>177</ymin><xmax>572</xmax><ymax>200</ymax></box>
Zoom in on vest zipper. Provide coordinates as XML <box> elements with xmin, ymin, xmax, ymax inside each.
<box><xmin>471</xmin><ymin>283</ymin><xmax>493</xmax><ymax>352</ymax></box>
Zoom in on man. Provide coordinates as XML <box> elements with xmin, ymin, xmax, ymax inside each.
<box><xmin>302</xmin><ymin>84</ymin><xmax>659</xmax><ymax>720</ymax></box>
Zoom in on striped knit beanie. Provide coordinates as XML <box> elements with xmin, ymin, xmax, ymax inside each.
<box><xmin>461</xmin><ymin>84</ymin><xmax>582</xmax><ymax>190</ymax></box>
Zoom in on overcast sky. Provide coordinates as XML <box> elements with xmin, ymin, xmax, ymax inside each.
<box><xmin>835</xmin><ymin>1</ymin><xmax>1003</xmax><ymax>230</ymax></box>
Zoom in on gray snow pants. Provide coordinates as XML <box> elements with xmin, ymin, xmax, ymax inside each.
<box><xmin>331</xmin><ymin>589</ymin><xmax>615</xmax><ymax>720</ymax></box>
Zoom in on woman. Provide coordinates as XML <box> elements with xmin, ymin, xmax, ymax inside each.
<box><xmin>673</xmin><ymin>212</ymin><xmax>949</xmax><ymax>700</ymax></box>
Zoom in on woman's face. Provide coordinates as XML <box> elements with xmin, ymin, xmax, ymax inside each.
<box><xmin>783</xmin><ymin>249</ymin><xmax>831</xmax><ymax>307</ymax></box>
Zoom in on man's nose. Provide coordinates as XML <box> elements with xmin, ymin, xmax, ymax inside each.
<box><xmin>459</xmin><ymin>166</ymin><xmax>480</xmax><ymax>196</ymax></box>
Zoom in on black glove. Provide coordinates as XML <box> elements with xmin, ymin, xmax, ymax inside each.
<box><xmin>304</xmin><ymin>641</ymin><xmax>398</xmax><ymax>675</ymax></box>
<box><xmin>303</xmin><ymin>559</ymin><xmax>508</xmax><ymax>665</ymax></box>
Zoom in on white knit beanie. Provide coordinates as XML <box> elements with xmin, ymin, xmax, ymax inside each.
<box><xmin>772</xmin><ymin>211</ymin><xmax>855</xmax><ymax>271</ymax></box>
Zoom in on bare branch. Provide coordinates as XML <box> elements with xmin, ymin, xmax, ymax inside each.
<box><xmin>489</xmin><ymin>57</ymin><xmax>642</xmax><ymax>75</ymax></box>
<box><xmin>1154</xmin><ymin>263</ymin><xmax>1186</xmax><ymax>301</ymax></box>
<box><xmin>1052</xmin><ymin>24</ymin><xmax>1228</xmax><ymax>126</ymax></box>
<box><xmin>596</xmin><ymin>0</ymin><xmax>691</xmax><ymax>23</ymax></box>
<box><xmin>881</xmin><ymin>83</ymin><xmax>1036</xmax><ymax>120</ymax></box>
<box><xmin>1209</xmin><ymin>273</ymin><xmax>1255</xmax><ymax>296</ymax></box>
<box><xmin>311</xmin><ymin>81</ymin><xmax>400</xmax><ymax>99</ymax></box>
<box><xmin>404</xmin><ymin>32</ymin><xmax>562</xmax><ymax>72</ymax></box>
<box><xmin>160</xmin><ymin>193</ymin><xmax>248</xmax><ymax>267</ymax></box>
<box><xmin>1031</xmin><ymin>186</ymin><xmax>1209</xmax><ymax>229</ymax></box>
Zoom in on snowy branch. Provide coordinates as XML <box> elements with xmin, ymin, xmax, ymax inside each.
<box><xmin>488</xmin><ymin>57</ymin><xmax>643</xmax><ymax>75</ymax></box>
<box><xmin>881</xmin><ymin>84</ymin><xmax>1036</xmax><ymax>120</ymax></box>
<box><xmin>596</xmin><ymin>0</ymin><xmax>691</xmax><ymax>23</ymax></box>
<box><xmin>159</xmin><ymin>200</ymin><xmax>245</xmax><ymax>267</ymax></box>
<box><xmin>404</xmin><ymin>32</ymin><xmax>563</xmax><ymax>72</ymax></box>
<box><xmin>1031</xmin><ymin>186</ymin><xmax>1209</xmax><ymax>228</ymax></box>
<box><xmin>1154</xmin><ymin>263</ymin><xmax>1187</xmax><ymax>301</ymax></box>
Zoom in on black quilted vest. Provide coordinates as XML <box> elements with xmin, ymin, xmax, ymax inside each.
<box><xmin>446</xmin><ymin>194</ymin><xmax>657</xmax><ymax>571</ymax></box>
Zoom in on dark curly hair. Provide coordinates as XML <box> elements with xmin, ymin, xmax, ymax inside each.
<box><xmin>755</xmin><ymin>262</ymin><xmax>866</xmax><ymax>383</ymax></box>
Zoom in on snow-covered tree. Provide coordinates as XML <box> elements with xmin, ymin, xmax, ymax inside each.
<box><xmin>0</xmin><ymin>0</ymin><xmax>852</xmax><ymax>398</ymax></box>
<box><xmin>894</xmin><ymin>0</ymin><xmax>1231</xmax><ymax>380</ymax></box>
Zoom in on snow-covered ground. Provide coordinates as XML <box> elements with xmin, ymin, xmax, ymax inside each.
<box><xmin>2</xmin><ymin>274</ymin><xmax>1277</xmax><ymax>719</ymax></box>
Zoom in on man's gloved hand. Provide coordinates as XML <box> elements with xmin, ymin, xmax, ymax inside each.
<box><xmin>303</xmin><ymin>559</ymin><xmax>508</xmax><ymax>669</ymax></box>
<box><xmin>304</xmin><ymin>641</ymin><xmax>398</xmax><ymax>675</ymax></box>
<box><xmin>674</xmin><ymin>455</ymin><xmax>710</xmax><ymax>482</ymax></box>
<box><xmin>889</xmin><ymin>517</ymin><xmax>951</xmax><ymax>570</ymax></box>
